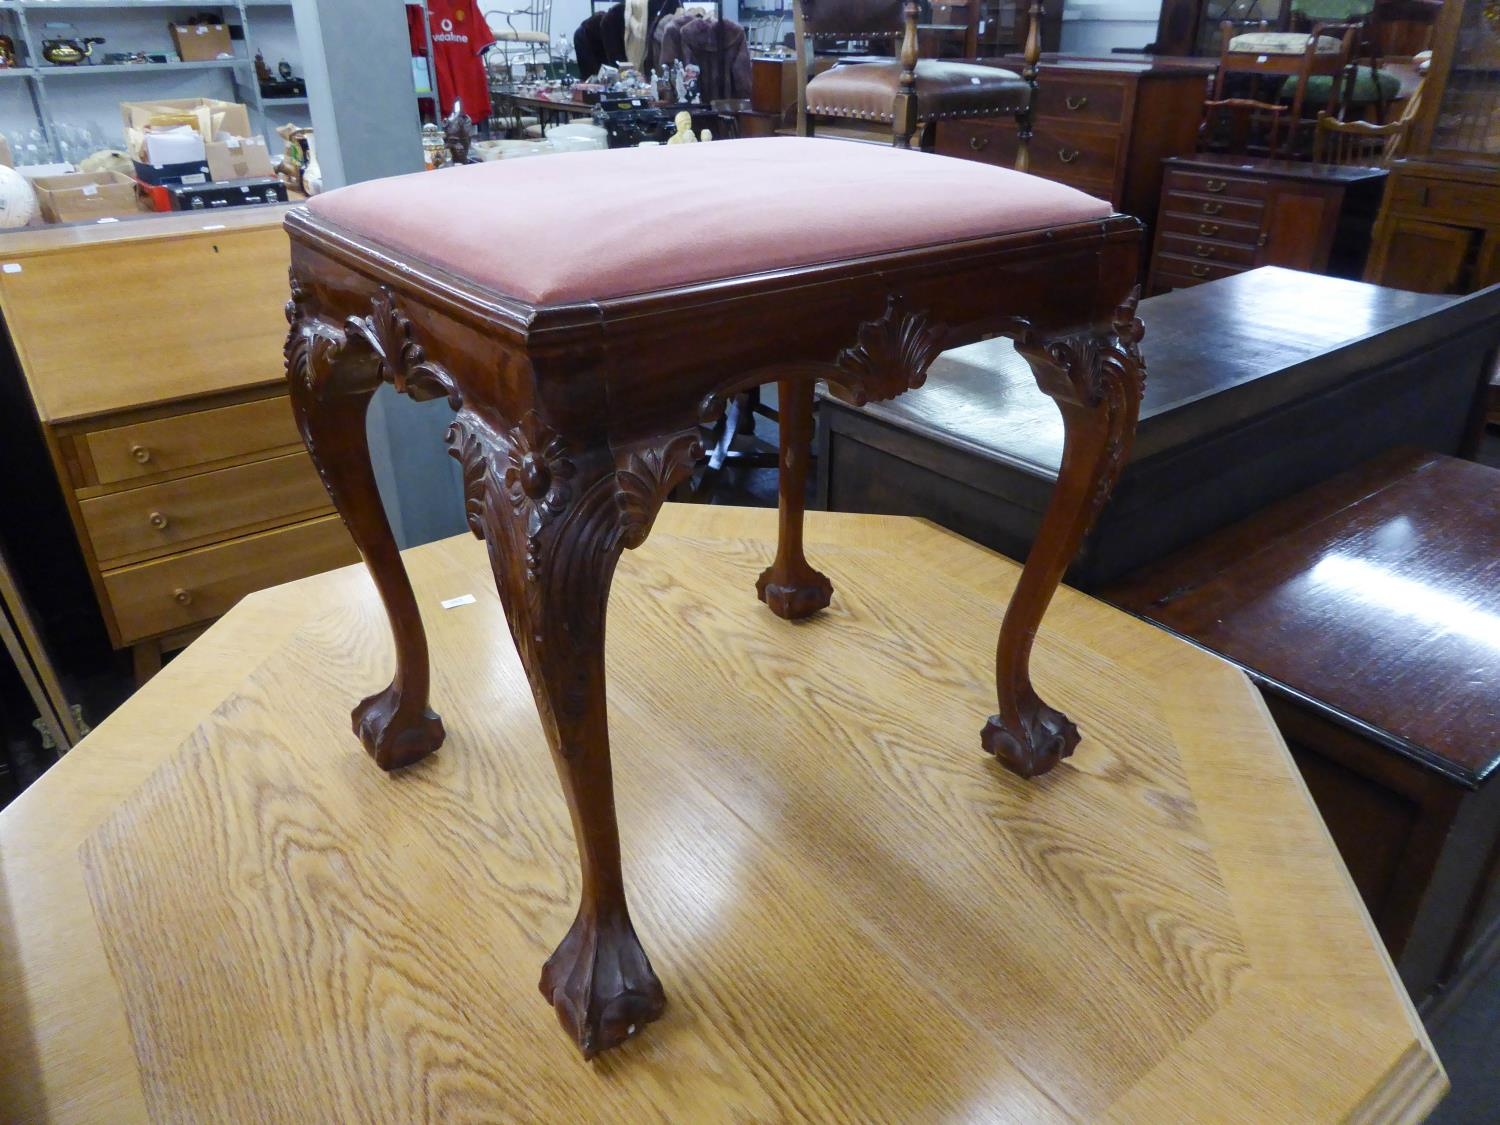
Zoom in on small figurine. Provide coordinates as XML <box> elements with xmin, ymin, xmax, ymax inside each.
<box><xmin>421</xmin><ymin>122</ymin><xmax>446</xmax><ymax>169</ymax></box>
<box><xmin>666</xmin><ymin>110</ymin><xmax>696</xmax><ymax>144</ymax></box>
<box><xmin>671</xmin><ymin>59</ymin><xmax>686</xmax><ymax>102</ymax></box>
<box><xmin>442</xmin><ymin>101</ymin><xmax>479</xmax><ymax>167</ymax></box>
<box><xmin>682</xmin><ymin>63</ymin><xmax>701</xmax><ymax>105</ymax></box>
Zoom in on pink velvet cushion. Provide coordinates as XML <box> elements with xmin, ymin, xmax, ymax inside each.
<box><xmin>306</xmin><ymin>137</ymin><xmax>1112</xmax><ymax>305</ymax></box>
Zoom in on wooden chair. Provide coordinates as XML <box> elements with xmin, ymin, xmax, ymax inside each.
<box><xmin>1311</xmin><ymin>65</ymin><xmax>1425</xmax><ymax>165</ymax></box>
<box><xmin>1202</xmin><ymin>97</ymin><xmax>1290</xmax><ymax>158</ymax></box>
<box><xmin>794</xmin><ymin>0</ymin><xmax>1037</xmax><ymax>159</ymax></box>
<box><xmin>1213</xmin><ymin>18</ymin><xmax>1354</xmax><ymax>156</ymax></box>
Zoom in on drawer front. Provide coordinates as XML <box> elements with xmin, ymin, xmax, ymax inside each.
<box><xmin>1155</xmin><ymin>232</ymin><xmax>1259</xmax><ymax>268</ymax></box>
<box><xmin>1161</xmin><ymin>190</ymin><xmax>1266</xmax><ymax>227</ymax></box>
<box><xmin>103</xmin><ymin>514</ymin><xmax>357</xmax><ymax>644</ymax></box>
<box><xmin>81</xmin><ymin>452</ymin><xmax>332</xmax><ymax>567</ymax></box>
<box><xmin>938</xmin><ymin>119</ymin><xmax>1118</xmax><ymax>198</ymax></box>
<box><xmin>85</xmin><ymin>396</ymin><xmax>302</xmax><ymax>486</ymax></box>
<box><xmin>1035</xmin><ymin>76</ymin><xmax>1127</xmax><ymax>127</ymax></box>
<box><xmin>1163</xmin><ymin>169</ymin><xmax>1268</xmax><ymax>203</ymax></box>
<box><xmin>937</xmin><ymin>119</ymin><xmax>1015</xmax><ymax>164</ymax></box>
<box><xmin>1157</xmin><ymin>211</ymin><xmax>1262</xmax><ymax>248</ymax></box>
<box><xmin>1388</xmin><ymin>175</ymin><xmax>1500</xmax><ymax>226</ymax></box>
<box><xmin>1151</xmin><ymin>254</ymin><xmax>1246</xmax><ymax>288</ymax></box>
<box><xmin>1028</xmin><ymin>123</ymin><xmax>1120</xmax><ymax>185</ymax></box>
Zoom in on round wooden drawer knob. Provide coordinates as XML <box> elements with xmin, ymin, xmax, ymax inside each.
<box><xmin>173</xmin><ymin>588</ymin><xmax>193</xmax><ymax>606</ymax></box>
<box><xmin>130</xmin><ymin>444</ymin><xmax>153</xmax><ymax>465</ymax></box>
<box><xmin>148</xmin><ymin>511</ymin><xmax>169</xmax><ymax>531</ymax></box>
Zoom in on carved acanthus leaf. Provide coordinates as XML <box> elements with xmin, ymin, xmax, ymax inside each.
<box><xmin>832</xmin><ymin>294</ymin><xmax>946</xmax><ymax>406</ymax></box>
<box><xmin>346</xmin><ymin>286</ymin><xmax>460</xmax><ymax>406</ymax></box>
<box><xmin>615</xmin><ymin>432</ymin><xmax>703</xmax><ymax>549</ymax></box>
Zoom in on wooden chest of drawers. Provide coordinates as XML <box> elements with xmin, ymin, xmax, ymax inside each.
<box><xmin>0</xmin><ymin>209</ymin><xmax>358</xmax><ymax>679</ymax></box>
<box><xmin>1148</xmin><ymin>155</ymin><xmax>1387</xmax><ymax>294</ymax></box>
<box><xmin>937</xmin><ymin>56</ymin><xmax>1214</xmax><ymax>227</ymax></box>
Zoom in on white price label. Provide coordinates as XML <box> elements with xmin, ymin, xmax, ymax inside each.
<box><xmin>440</xmin><ymin>594</ymin><xmax>477</xmax><ymax>609</ymax></box>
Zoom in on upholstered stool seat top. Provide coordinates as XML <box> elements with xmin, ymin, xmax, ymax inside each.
<box><xmin>305</xmin><ymin>137</ymin><xmax>1110</xmax><ymax>306</ymax></box>
<box><xmin>806</xmin><ymin>60</ymin><xmax>1028</xmax><ymax>123</ymax></box>
<box><xmin>1227</xmin><ymin>31</ymin><xmax>1345</xmax><ymax>55</ymax></box>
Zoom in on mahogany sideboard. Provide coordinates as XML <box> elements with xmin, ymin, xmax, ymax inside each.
<box><xmin>1107</xmin><ymin>449</ymin><xmax>1500</xmax><ymax>1018</ymax></box>
<box><xmin>817</xmin><ymin>267</ymin><xmax>1500</xmax><ymax>589</ymax></box>
<box><xmin>0</xmin><ymin>209</ymin><xmax>357</xmax><ymax>680</ymax></box>
<box><xmin>937</xmin><ymin>55</ymin><xmax>1215</xmax><ymax>228</ymax></box>
<box><xmin>1148</xmin><ymin>155</ymin><xmax>1387</xmax><ymax>294</ymax></box>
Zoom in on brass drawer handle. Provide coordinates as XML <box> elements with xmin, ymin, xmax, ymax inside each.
<box><xmin>1205</xmin><ymin>178</ymin><xmax>1228</xmax><ymax>193</ymax></box>
<box><xmin>173</xmin><ymin>588</ymin><xmax>193</xmax><ymax>606</ymax></box>
<box><xmin>1202</xmin><ymin>201</ymin><xmax>1224</xmax><ymax>216</ymax></box>
<box><xmin>130</xmin><ymin>444</ymin><xmax>153</xmax><ymax>465</ymax></box>
<box><xmin>1198</xmin><ymin>221</ymin><xmax>1221</xmax><ymax>236</ymax></box>
<box><xmin>1190</xmin><ymin>264</ymin><xmax>1212</xmax><ymax>278</ymax></box>
<box><xmin>1065</xmin><ymin>94</ymin><xmax>1089</xmax><ymax>111</ymax></box>
<box><xmin>969</xmin><ymin>135</ymin><xmax>988</xmax><ymax>152</ymax></box>
<box><xmin>1194</xmin><ymin>243</ymin><xmax>1214</xmax><ymax>258</ymax></box>
<box><xmin>147</xmin><ymin>511</ymin><xmax>169</xmax><ymax>531</ymax></box>
<box><xmin>1058</xmin><ymin>148</ymin><xmax>1080</xmax><ymax>164</ymax></box>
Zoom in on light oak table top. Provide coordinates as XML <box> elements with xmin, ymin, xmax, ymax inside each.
<box><xmin>0</xmin><ymin>506</ymin><xmax>1443</xmax><ymax>1123</ymax></box>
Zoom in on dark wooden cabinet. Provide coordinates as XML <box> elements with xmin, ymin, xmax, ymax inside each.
<box><xmin>1149</xmin><ymin>155</ymin><xmax>1386</xmax><ymax>293</ymax></box>
<box><xmin>937</xmin><ymin>56</ymin><xmax>1214</xmax><ymax>227</ymax></box>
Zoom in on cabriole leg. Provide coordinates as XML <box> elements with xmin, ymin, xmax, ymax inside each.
<box><xmin>449</xmin><ymin>410</ymin><xmax>700</xmax><ymax>1057</ymax></box>
<box><xmin>757</xmin><ymin>377</ymin><xmax>834</xmax><ymax>620</ymax></box>
<box><xmin>286</xmin><ymin>302</ymin><xmax>444</xmax><ymax>772</ymax></box>
<box><xmin>983</xmin><ymin>294</ymin><xmax>1146</xmax><ymax>778</ymax></box>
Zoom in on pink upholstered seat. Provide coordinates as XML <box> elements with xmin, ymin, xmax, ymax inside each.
<box><xmin>306</xmin><ymin>137</ymin><xmax>1112</xmax><ymax>306</ymax></box>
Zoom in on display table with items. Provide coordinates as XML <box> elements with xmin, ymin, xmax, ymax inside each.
<box><xmin>818</xmin><ymin>267</ymin><xmax>1500</xmax><ymax>589</ymax></box>
<box><xmin>0</xmin><ymin>207</ymin><xmax>357</xmax><ymax>679</ymax></box>
<box><xmin>0</xmin><ymin>509</ymin><xmax>1446</xmax><ymax>1121</ymax></box>
<box><xmin>287</xmin><ymin>135</ymin><xmax>1150</xmax><ymax>1056</ymax></box>
<box><xmin>1107</xmin><ymin>449</ymin><xmax>1500</xmax><ymax>1021</ymax></box>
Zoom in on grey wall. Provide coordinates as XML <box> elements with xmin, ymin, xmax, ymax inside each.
<box><xmin>292</xmin><ymin>0</ymin><xmax>468</xmax><ymax>549</ymax></box>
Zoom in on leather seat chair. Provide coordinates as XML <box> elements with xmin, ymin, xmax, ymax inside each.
<box><xmin>795</xmin><ymin>0</ymin><xmax>1037</xmax><ymax>161</ymax></box>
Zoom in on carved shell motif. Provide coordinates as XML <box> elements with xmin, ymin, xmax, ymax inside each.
<box><xmin>345</xmin><ymin>287</ymin><xmax>459</xmax><ymax>406</ymax></box>
<box><xmin>616</xmin><ymin>432</ymin><xmax>703</xmax><ymax>549</ymax></box>
<box><xmin>833</xmin><ymin>294</ymin><xmax>946</xmax><ymax>406</ymax></box>
<box><xmin>1016</xmin><ymin>288</ymin><xmax>1146</xmax><ymax>410</ymax></box>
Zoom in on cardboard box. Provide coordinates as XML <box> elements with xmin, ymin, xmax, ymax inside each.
<box><xmin>31</xmin><ymin>171</ymin><xmax>141</xmax><ymax>223</ymax></box>
<box><xmin>206</xmin><ymin>135</ymin><xmax>275</xmax><ymax>181</ymax></box>
<box><xmin>169</xmin><ymin>23</ymin><xmax>234</xmax><ymax>63</ymax></box>
<box><xmin>121</xmin><ymin>98</ymin><xmax>251</xmax><ymax>142</ymax></box>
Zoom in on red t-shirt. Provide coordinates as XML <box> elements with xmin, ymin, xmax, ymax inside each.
<box><xmin>425</xmin><ymin>0</ymin><xmax>496</xmax><ymax>121</ymax></box>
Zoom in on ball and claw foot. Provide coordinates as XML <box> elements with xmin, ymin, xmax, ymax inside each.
<box><xmin>982</xmin><ymin>701</ymin><xmax>1080</xmax><ymax>779</ymax></box>
<box><xmin>540</xmin><ymin>908</ymin><xmax>667</xmax><ymax>1059</ymax></box>
<box><xmin>756</xmin><ymin>566</ymin><xmax>834</xmax><ymax>621</ymax></box>
<box><xmin>352</xmin><ymin>685</ymin><xmax>446</xmax><ymax>772</ymax></box>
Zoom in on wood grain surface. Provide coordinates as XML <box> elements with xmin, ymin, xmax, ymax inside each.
<box><xmin>1</xmin><ymin>507</ymin><xmax>1442</xmax><ymax>1123</ymax></box>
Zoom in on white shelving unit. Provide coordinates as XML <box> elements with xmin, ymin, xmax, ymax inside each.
<box><xmin>0</xmin><ymin>0</ymin><xmax>310</xmax><ymax>163</ymax></box>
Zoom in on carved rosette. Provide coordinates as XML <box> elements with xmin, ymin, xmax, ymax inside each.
<box><xmin>832</xmin><ymin>294</ymin><xmax>946</xmax><ymax>406</ymax></box>
<box><xmin>345</xmin><ymin>286</ymin><xmax>461</xmax><ymax>406</ymax></box>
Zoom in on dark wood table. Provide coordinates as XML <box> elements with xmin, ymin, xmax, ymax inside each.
<box><xmin>819</xmin><ymin>266</ymin><xmax>1500</xmax><ymax>589</ymax></box>
<box><xmin>1106</xmin><ymin>448</ymin><xmax>1500</xmax><ymax>1018</ymax></box>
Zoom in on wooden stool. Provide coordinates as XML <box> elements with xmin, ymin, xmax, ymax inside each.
<box><xmin>284</xmin><ymin>137</ymin><xmax>1144</xmax><ymax>1056</ymax></box>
